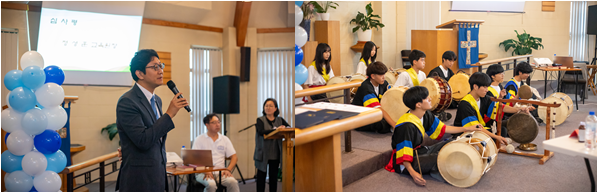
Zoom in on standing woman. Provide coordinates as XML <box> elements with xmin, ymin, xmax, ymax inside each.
<box><xmin>356</xmin><ymin>41</ymin><xmax>378</xmax><ymax>75</ymax></box>
<box><xmin>254</xmin><ymin>98</ymin><xmax>289</xmax><ymax>192</ymax></box>
<box><xmin>303</xmin><ymin>43</ymin><xmax>335</xmax><ymax>102</ymax></box>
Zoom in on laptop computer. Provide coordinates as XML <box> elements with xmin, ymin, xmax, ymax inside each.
<box><xmin>182</xmin><ymin>149</ymin><xmax>214</xmax><ymax>167</ymax></box>
<box><xmin>555</xmin><ymin>56</ymin><xmax>574</xmax><ymax>68</ymax></box>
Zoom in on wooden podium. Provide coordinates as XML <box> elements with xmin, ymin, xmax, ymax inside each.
<box><xmin>412</xmin><ymin>19</ymin><xmax>485</xmax><ymax>75</ymax></box>
<box><xmin>264</xmin><ymin>128</ymin><xmax>295</xmax><ymax>192</ymax></box>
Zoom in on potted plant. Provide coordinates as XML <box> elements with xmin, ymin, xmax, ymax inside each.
<box><xmin>499</xmin><ymin>30</ymin><xmax>544</xmax><ymax>56</ymax></box>
<box><xmin>350</xmin><ymin>3</ymin><xmax>385</xmax><ymax>42</ymax></box>
<box><xmin>300</xmin><ymin>2</ymin><xmax>317</xmax><ymax>41</ymax></box>
<box><xmin>311</xmin><ymin>1</ymin><xmax>339</xmax><ymax>21</ymax></box>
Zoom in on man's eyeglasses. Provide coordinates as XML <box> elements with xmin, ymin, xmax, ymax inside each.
<box><xmin>210</xmin><ymin>120</ymin><xmax>221</xmax><ymax>124</ymax></box>
<box><xmin>146</xmin><ymin>63</ymin><xmax>165</xmax><ymax>71</ymax></box>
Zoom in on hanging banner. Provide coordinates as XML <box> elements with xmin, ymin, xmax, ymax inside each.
<box><xmin>458</xmin><ymin>23</ymin><xmax>479</xmax><ymax>69</ymax></box>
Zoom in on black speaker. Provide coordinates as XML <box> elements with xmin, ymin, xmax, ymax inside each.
<box><xmin>240</xmin><ymin>47</ymin><xmax>251</xmax><ymax>82</ymax></box>
<box><xmin>589</xmin><ymin>5</ymin><xmax>597</xmax><ymax>35</ymax></box>
<box><xmin>213</xmin><ymin>75</ymin><xmax>240</xmax><ymax>114</ymax></box>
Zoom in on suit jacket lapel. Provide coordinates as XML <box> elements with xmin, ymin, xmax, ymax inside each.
<box><xmin>133</xmin><ymin>84</ymin><xmax>157</xmax><ymax>123</ymax></box>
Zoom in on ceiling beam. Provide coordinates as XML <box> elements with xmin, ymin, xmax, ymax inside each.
<box><xmin>233</xmin><ymin>1</ymin><xmax>252</xmax><ymax>47</ymax></box>
<box><xmin>142</xmin><ymin>18</ymin><xmax>223</xmax><ymax>33</ymax></box>
<box><xmin>257</xmin><ymin>27</ymin><xmax>294</xmax><ymax>34</ymax></box>
<box><xmin>1</xmin><ymin>2</ymin><xmax>41</xmax><ymax>12</ymax></box>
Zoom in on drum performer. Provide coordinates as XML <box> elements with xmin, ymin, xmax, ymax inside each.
<box><xmin>352</xmin><ymin>61</ymin><xmax>396</xmax><ymax>133</ymax></box>
<box><xmin>485</xmin><ymin>64</ymin><xmax>511</xmax><ymax>99</ymax></box>
<box><xmin>454</xmin><ymin>72</ymin><xmax>534</xmax><ymax>144</ymax></box>
<box><xmin>428</xmin><ymin>50</ymin><xmax>458</xmax><ymax>120</ymax></box>
<box><xmin>355</xmin><ymin>41</ymin><xmax>378</xmax><ymax>76</ymax></box>
<box><xmin>303</xmin><ymin>43</ymin><xmax>335</xmax><ymax>102</ymax></box>
<box><xmin>384</xmin><ymin>86</ymin><xmax>483</xmax><ymax>186</ymax></box>
<box><xmin>394</xmin><ymin>50</ymin><xmax>427</xmax><ymax>88</ymax></box>
<box><xmin>503</xmin><ymin>62</ymin><xmax>542</xmax><ymax>123</ymax></box>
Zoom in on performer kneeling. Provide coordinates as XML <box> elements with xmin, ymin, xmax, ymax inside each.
<box><xmin>385</xmin><ymin>86</ymin><xmax>483</xmax><ymax>186</ymax></box>
<box><xmin>454</xmin><ymin>72</ymin><xmax>535</xmax><ymax>144</ymax></box>
<box><xmin>352</xmin><ymin>61</ymin><xmax>396</xmax><ymax>133</ymax></box>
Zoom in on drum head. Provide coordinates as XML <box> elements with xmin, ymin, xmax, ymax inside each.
<box><xmin>448</xmin><ymin>73</ymin><xmax>470</xmax><ymax>101</ymax></box>
<box><xmin>538</xmin><ymin>97</ymin><xmax>568</xmax><ymax>126</ymax></box>
<box><xmin>421</xmin><ymin>78</ymin><xmax>441</xmax><ymax>110</ymax></box>
<box><xmin>460</xmin><ymin>131</ymin><xmax>498</xmax><ymax>168</ymax></box>
<box><xmin>437</xmin><ymin>142</ymin><xmax>484</xmax><ymax>188</ymax></box>
<box><xmin>380</xmin><ymin>86</ymin><xmax>410</xmax><ymax>123</ymax></box>
<box><xmin>385</xmin><ymin>71</ymin><xmax>397</xmax><ymax>86</ymax></box>
<box><xmin>549</xmin><ymin>92</ymin><xmax>573</xmax><ymax>117</ymax></box>
<box><xmin>518</xmin><ymin>85</ymin><xmax>533</xmax><ymax>99</ymax></box>
<box><xmin>326</xmin><ymin>76</ymin><xmax>349</xmax><ymax>103</ymax></box>
<box><xmin>507</xmin><ymin>113</ymin><xmax>539</xmax><ymax>144</ymax></box>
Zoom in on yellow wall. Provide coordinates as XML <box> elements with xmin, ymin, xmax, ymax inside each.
<box><xmin>1</xmin><ymin>1</ymin><xmax>292</xmax><ymax>183</ymax></box>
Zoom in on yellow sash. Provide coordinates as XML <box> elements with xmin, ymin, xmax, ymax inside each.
<box><xmin>311</xmin><ymin>61</ymin><xmax>330</xmax><ymax>82</ymax></box>
<box><xmin>360</xmin><ymin>58</ymin><xmax>367</xmax><ymax>65</ymax></box>
<box><xmin>406</xmin><ymin>68</ymin><xmax>420</xmax><ymax>86</ymax></box>
<box><xmin>462</xmin><ymin>94</ymin><xmax>485</xmax><ymax>127</ymax></box>
<box><xmin>488</xmin><ymin>86</ymin><xmax>499</xmax><ymax>98</ymax></box>
<box><xmin>395</xmin><ymin>113</ymin><xmax>426</xmax><ymax>137</ymax></box>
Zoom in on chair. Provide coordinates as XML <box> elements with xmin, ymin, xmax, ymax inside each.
<box><xmin>559</xmin><ymin>61</ymin><xmax>589</xmax><ymax>102</ymax></box>
<box><xmin>401</xmin><ymin>50</ymin><xmax>411</xmax><ymax>68</ymax></box>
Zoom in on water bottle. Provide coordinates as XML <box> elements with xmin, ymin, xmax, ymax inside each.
<box><xmin>181</xmin><ymin>146</ymin><xmax>186</xmax><ymax>160</ymax></box>
<box><xmin>553</xmin><ymin>54</ymin><xmax>556</xmax><ymax>65</ymax></box>
<box><xmin>586</xmin><ymin>111</ymin><xmax>597</xmax><ymax>150</ymax></box>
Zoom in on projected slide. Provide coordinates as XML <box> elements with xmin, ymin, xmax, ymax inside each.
<box><xmin>37</xmin><ymin>8</ymin><xmax>142</xmax><ymax>72</ymax></box>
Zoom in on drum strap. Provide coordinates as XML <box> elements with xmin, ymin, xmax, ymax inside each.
<box><xmin>406</xmin><ymin>68</ymin><xmax>420</xmax><ymax>86</ymax></box>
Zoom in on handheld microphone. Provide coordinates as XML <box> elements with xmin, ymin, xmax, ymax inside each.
<box><xmin>166</xmin><ymin>80</ymin><xmax>191</xmax><ymax>112</ymax></box>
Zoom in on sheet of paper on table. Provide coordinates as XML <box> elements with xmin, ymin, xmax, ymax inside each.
<box><xmin>299</xmin><ymin>102</ymin><xmax>374</xmax><ymax>113</ymax></box>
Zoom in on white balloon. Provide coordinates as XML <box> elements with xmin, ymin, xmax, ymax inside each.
<box><xmin>295</xmin><ymin>26</ymin><xmax>308</xmax><ymax>47</ymax></box>
<box><xmin>6</xmin><ymin>130</ymin><xmax>34</xmax><ymax>156</ymax></box>
<box><xmin>295</xmin><ymin>83</ymin><xmax>304</xmax><ymax>105</ymax></box>
<box><xmin>1</xmin><ymin>108</ymin><xmax>24</xmax><ymax>133</ymax></box>
<box><xmin>5</xmin><ymin>171</ymin><xmax>34</xmax><ymax>192</ymax></box>
<box><xmin>33</xmin><ymin>171</ymin><xmax>61</xmax><ymax>192</ymax></box>
<box><xmin>21</xmin><ymin>108</ymin><xmax>47</xmax><ymax>136</ymax></box>
<box><xmin>295</xmin><ymin>5</ymin><xmax>303</xmax><ymax>27</ymax></box>
<box><xmin>22</xmin><ymin>151</ymin><xmax>47</xmax><ymax>176</ymax></box>
<box><xmin>6</xmin><ymin>91</ymin><xmax>13</xmax><ymax>108</ymax></box>
<box><xmin>42</xmin><ymin>106</ymin><xmax>68</xmax><ymax>131</ymax></box>
<box><xmin>20</xmin><ymin>51</ymin><xmax>45</xmax><ymax>69</ymax></box>
<box><xmin>35</xmin><ymin>83</ymin><xmax>65</xmax><ymax>108</ymax></box>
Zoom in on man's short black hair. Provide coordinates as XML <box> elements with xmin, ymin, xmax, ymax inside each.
<box><xmin>469</xmin><ymin>72</ymin><xmax>492</xmax><ymax>90</ymax></box>
<box><xmin>203</xmin><ymin>113</ymin><xmax>220</xmax><ymax>125</ymax></box>
<box><xmin>366</xmin><ymin>61</ymin><xmax>388</xmax><ymax>77</ymax></box>
<box><xmin>514</xmin><ymin>62</ymin><xmax>533</xmax><ymax>76</ymax></box>
<box><xmin>442</xmin><ymin>51</ymin><xmax>457</xmax><ymax>61</ymax></box>
<box><xmin>486</xmin><ymin>64</ymin><xmax>505</xmax><ymax>82</ymax></box>
<box><xmin>403</xmin><ymin>86</ymin><xmax>429</xmax><ymax>110</ymax></box>
<box><xmin>130</xmin><ymin>49</ymin><xmax>159</xmax><ymax>81</ymax></box>
<box><xmin>409</xmin><ymin>49</ymin><xmax>426</xmax><ymax>65</ymax></box>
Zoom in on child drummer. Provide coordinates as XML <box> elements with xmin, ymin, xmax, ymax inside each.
<box><xmin>385</xmin><ymin>86</ymin><xmax>483</xmax><ymax>186</ymax></box>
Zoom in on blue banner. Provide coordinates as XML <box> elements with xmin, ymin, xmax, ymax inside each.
<box><xmin>458</xmin><ymin>24</ymin><xmax>479</xmax><ymax>69</ymax></box>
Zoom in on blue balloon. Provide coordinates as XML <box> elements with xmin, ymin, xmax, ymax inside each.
<box><xmin>295</xmin><ymin>1</ymin><xmax>303</xmax><ymax>6</ymax></box>
<box><xmin>44</xmin><ymin>65</ymin><xmax>65</xmax><ymax>85</ymax></box>
<box><xmin>295</xmin><ymin>64</ymin><xmax>308</xmax><ymax>85</ymax></box>
<box><xmin>5</xmin><ymin>171</ymin><xmax>33</xmax><ymax>192</ymax></box>
<box><xmin>34</xmin><ymin>129</ymin><xmax>61</xmax><ymax>154</ymax></box>
<box><xmin>295</xmin><ymin>45</ymin><xmax>304</xmax><ymax>66</ymax></box>
<box><xmin>1</xmin><ymin>150</ymin><xmax>23</xmax><ymax>173</ymax></box>
<box><xmin>30</xmin><ymin>186</ymin><xmax>38</xmax><ymax>192</ymax></box>
<box><xmin>5</xmin><ymin>132</ymin><xmax>9</xmax><ymax>144</ymax></box>
<box><xmin>22</xmin><ymin>66</ymin><xmax>46</xmax><ymax>90</ymax></box>
<box><xmin>44</xmin><ymin>150</ymin><xmax>67</xmax><ymax>173</ymax></box>
<box><xmin>8</xmin><ymin>87</ymin><xmax>36</xmax><ymax>113</ymax></box>
<box><xmin>4</xmin><ymin>70</ymin><xmax>24</xmax><ymax>91</ymax></box>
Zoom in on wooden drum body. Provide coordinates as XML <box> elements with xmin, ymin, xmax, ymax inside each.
<box><xmin>537</xmin><ymin>93</ymin><xmax>572</xmax><ymax>126</ymax></box>
<box><xmin>448</xmin><ymin>72</ymin><xmax>470</xmax><ymax>101</ymax></box>
<box><xmin>438</xmin><ymin>131</ymin><xmax>497</xmax><ymax>188</ymax></box>
<box><xmin>326</xmin><ymin>76</ymin><xmax>350</xmax><ymax>103</ymax></box>
<box><xmin>385</xmin><ymin>71</ymin><xmax>397</xmax><ymax>86</ymax></box>
<box><xmin>380</xmin><ymin>86</ymin><xmax>410</xmax><ymax>123</ymax></box>
<box><xmin>420</xmin><ymin>76</ymin><xmax>453</xmax><ymax>113</ymax></box>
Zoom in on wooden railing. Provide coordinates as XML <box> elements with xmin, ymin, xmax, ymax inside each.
<box><xmin>61</xmin><ymin>152</ymin><xmax>119</xmax><ymax>192</ymax></box>
<box><xmin>295</xmin><ymin>79</ymin><xmax>363</xmax><ymax>152</ymax></box>
<box><xmin>471</xmin><ymin>54</ymin><xmax>532</xmax><ymax>76</ymax></box>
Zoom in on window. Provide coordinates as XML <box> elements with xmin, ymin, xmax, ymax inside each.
<box><xmin>257</xmin><ymin>48</ymin><xmax>294</xmax><ymax>126</ymax></box>
<box><xmin>189</xmin><ymin>46</ymin><xmax>222</xmax><ymax>140</ymax></box>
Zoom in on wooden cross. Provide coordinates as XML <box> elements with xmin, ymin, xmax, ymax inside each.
<box><xmin>460</xmin><ymin>29</ymin><xmax>477</xmax><ymax>65</ymax></box>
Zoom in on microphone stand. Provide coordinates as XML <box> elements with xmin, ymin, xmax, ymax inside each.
<box><xmin>238</xmin><ymin>124</ymin><xmax>256</xmax><ymax>133</ymax></box>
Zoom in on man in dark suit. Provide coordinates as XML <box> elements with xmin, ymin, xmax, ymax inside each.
<box><xmin>115</xmin><ymin>49</ymin><xmax>188</xmax><ymax>192</ymax></box>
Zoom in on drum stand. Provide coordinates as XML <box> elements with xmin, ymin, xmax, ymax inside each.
<box><xmin>492</xmin><ymin>98</ymin><xmax>561</xmax><ymax>165</ymax></box>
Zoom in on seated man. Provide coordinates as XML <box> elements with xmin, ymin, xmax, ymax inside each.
<box><xmin>394</xmin><ymin>49</ymin><xmax>427</xmax><ymax>88</ymax></box>
<box><xmin>504</xmin><ymin>62</ymin><xmax>541</xmax><ymax>123</ymax></box>
<box><xmin>485</xmin><ymin>64</ymin><xmax>510</xmax><ymax>99</ymax></box>
<box><xmin>192</xmin><ymin>114</ymin><xmax>240</xmax><ymax>192</ymax></box>
<box><xmin>385</xmin><ymin>86</ymin><xmax>483</xmax><ymax>186</ymax></box>
<box><xmin>429</xmin><ymin>51</ymin><xmax>456</xmax><ymax>81</ymax></box>
<box><xmin>454</xmin><ymin>72</ymin><xmax>534</xmax><ymax>144</ymax></box>
<box><xmin>352</xmin><ymin>61</ymin><xmax>396</xmax><ymax>133</ymax></box>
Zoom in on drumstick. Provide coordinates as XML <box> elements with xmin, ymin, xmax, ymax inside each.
<box><xmin>415</xmin><ymin>150</ymin><xmax>422</xmax><ymax>176</ymax></box>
